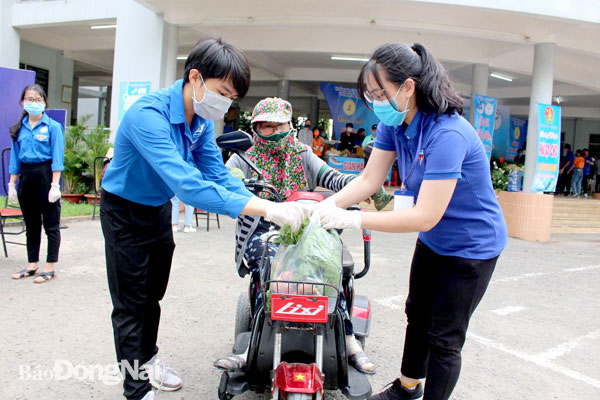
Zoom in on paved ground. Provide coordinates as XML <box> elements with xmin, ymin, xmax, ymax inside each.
<box><xmin>1</xmin><ymin>216</ymin><xmax>599</xmax><ymax>400</ymax></box>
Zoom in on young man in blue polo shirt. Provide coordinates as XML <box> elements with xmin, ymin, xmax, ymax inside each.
<box><xmin>100</xmin><ymin>38</ymin><xmax>307</xmax><ymax>400</ymax></box>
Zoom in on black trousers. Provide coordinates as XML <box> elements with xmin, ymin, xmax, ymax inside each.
<box><xmin>17</xmin><ymin>161</ymin><xmax>61</xmax><ymax>263</ymax></box>
<box><xmin>100</xmin><ymin>191</ymin><xmax>175</xmax><ymax>400</ymax></box>
<box><xmin>401</xmin><ymin>239</ymin><xmax>498</xmax><ymax>400</ymax></box>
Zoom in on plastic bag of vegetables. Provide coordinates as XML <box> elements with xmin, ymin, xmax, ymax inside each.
<box><xmin>270</xmin><ymin>213</ymin><xmax>342</xmax><ymax>302</ymax></box>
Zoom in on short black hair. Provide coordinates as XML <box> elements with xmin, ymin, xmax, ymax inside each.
<box><xmin>371</xmin><ymin>124</ymin><xmax>378</xmax><ymax>130</ymax></box>
<box><xmin>565</xmin><ymin>144</ymin><xmax>571</xmax><ymax>150</ymax></box>
<box><xmin>346</xmin><ymin>122</ymin><xmax>354</xmax><ymax>128</ymax></box>
<box><xmin>184</xmin><ymin>38</ymin><xmax>251</xmax><ymax>98</ymax></box>
<box><xmin>357</xmin><ymin>128</ymin><xmax>366</xmax><ymax>134</ymax></box>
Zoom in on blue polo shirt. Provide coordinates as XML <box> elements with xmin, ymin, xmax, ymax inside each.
<box><xmin>374</xmin><ymin>111</ymin><xmax>507</xmax><ymax>259</ymax></box>
<box><xmin>9</xmin><ymin>112</ymin><xmax>64</xmax><ymax>174</ymax></box>
<box><xmin>101</xmin><ymin>79</ymin><xmax>253</xmax><ymax>219</ymax></box>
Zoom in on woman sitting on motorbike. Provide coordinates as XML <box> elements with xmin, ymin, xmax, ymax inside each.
<box><xmin>214</xmin><ymin>97</ymin><xmax>389</xmax><ymax>374</ymax></box>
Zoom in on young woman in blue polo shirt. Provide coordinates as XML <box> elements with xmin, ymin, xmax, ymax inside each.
<box><xmin>314</xmin><ymin>43</ymin><xmax>507</xmax><ymax>400</ymax></box>
<box><xmin>9</xmin><ymin>84</ymin><xmax>64</xmax><ymax>284</ymax></box>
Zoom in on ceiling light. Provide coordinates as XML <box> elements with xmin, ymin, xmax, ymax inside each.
<box><xmin>554</xmin><ymin>96</ymin><xmax>561</xmax><ymax>104</ymax></box>
<box><xmin>331</xmin><ymin>56</ymin><xmax>369</xmax><ymax>62</ymax></box>
<box><xmin>90</xmin><ymin>24</ymin><xmax>117</xmax><ymax>30</ymax></box>
<box><xmin>490</xmin><ymin>72</ymin><xmax>513</xmax><ymax>82</ymax></box>
<box><xmin>176</xmin><ymin>56</ymin><xmax>187</xmax><ymax>60</ymax></box>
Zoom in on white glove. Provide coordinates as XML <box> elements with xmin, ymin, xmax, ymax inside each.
<box><xmin>8</xmin><ymin>182</ymin><xmax>18</xmax><ymax>204</ymax></box>
<box><xmin>48</xmin><ymin>183</ymin><xmax>61</xmax><ymax>203</ymax></box>
<box><xmin>265</xmin><ymin>202</ymin><xmax>310</xmax><ymax>232</ymax></box>
<box><xmin>311</xmin><ymin>196</ymin><xmax>337</xmax><ymax>217</ymax></box>
<box><xmin>318</xmin><ymin>207</ymin><xmax>362</xmax><ymax>230</ymax></box>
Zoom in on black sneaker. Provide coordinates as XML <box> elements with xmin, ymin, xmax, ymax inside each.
<box><xmin>368</xmin><ymin>379</ymin><xmax>423</xmax><ymax>400</ymax></box>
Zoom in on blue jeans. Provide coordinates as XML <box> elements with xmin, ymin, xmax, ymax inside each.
<box><xmin>571</xmin><ymin>169</ymin><xmax>583</xmax><ymax>195</ymax></box>
<box><xmin>170</xmin><ymin>196</ymin><xmax>194</xmax><ymax>226</ymax></box>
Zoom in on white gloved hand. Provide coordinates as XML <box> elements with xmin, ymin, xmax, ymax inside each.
<box><xmin>265</xmin><ymin>202</ymin><xmax>310</xmax><ymax>232</ymax></box>
<box><xmin>48</xmin><ymin>183</ymin><xmax>61</xmax><ymax>203</ymax></box>
<box><xmin>8</xmin><ymin>182</ymin><xmax>18</xmax><ymax>204</ymax></box>
<box><xmin>318</xmin><ymin>207</ymin><xmax>362</xmax><ymax>230</ymax></box>
<box><xmin>311</xmin><ymin>196</ymin><xmax>337</xmax><ymax>218</ymax></box>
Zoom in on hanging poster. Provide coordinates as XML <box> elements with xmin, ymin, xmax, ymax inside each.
<box><xmin>531</xmin><ymin>104</ymin><xmax>561</xmax><ymax>192</ymax></box>
<box><xmin>320</xmin><ymin>82</ymin><xmax>379</xmax><ymax>140</ymax></box>
<box><xmin>119</xmin><ymin>81</ymin><xmax>151</xmax><ymax>122</ymax></box>
<box><xmin>472</xmin><ymin>94</ymin><xmax>497</xmax><ymax>159</ymax></box>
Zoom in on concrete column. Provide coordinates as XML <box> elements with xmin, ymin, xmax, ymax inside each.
<box><xmin>105</xmin><ymin>86</ymin><xmax>112</xmax><ymax>126</ymax></box>
<box><xmin>277</xmin><ymin>79</ymin><xmax>290</xmax><ymax>100</ymax></box>
<box><xmin>213</xmin><ymin>118</ymin><xmax>225</xmax><ymax>138</ymax></box>
<box><xmin>109</xmin><ymin>0</ymin><xmax>167</xmax><ymax>136</ymax></box>
<box><xmin>523</xmin><ymin>43</ymin><xmax>555</xmax><ymax>193</ymax></box>
<box><xmin>0</xmin><ymin>0</ymin><xmax>20</xmax><ymax>69</ymax></box>
<box><xmin>309</xmin><ymin>96</ymin><xmax>319</xmax><ymax>124</ymax></box>
<box><xmin>160</xmin><ymin>22</ymin><xmax>179</xmax><ymax>88</ymax></box>
<box><xmin>470</xmin><ymin>63</ymin><xmax>489</xmax><ymax>125</ymax></box>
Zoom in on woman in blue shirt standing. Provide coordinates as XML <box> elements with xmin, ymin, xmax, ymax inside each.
<box><xmin>9</xmin><ymin>84</ymin><xmax>64</xmax><ymax>284</ymax></box>
<box><xmin>314</xmin><ymin>43</ymin><xmax>507</xmax><ymax>400</ymax></box>
<box><xmin>100</xmin><ymin>38</ymin><xmax>306</xmax><ymax>400</ymax></box>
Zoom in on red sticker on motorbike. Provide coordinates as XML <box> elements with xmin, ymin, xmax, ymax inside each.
<box><xmin>271</xmin><ymin>294</ymin><xmax>328</xmax><ymax>323</ymax></box>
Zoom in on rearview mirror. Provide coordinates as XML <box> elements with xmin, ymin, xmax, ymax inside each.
<box><xmin>216</xmin><ymin>130</ymin><xmax>253</xmax><ymax>152</ymax></box>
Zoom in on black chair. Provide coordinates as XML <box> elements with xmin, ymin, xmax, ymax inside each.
<box><xmin>194</xmin><ymin>209</ymin><xmax>220</xmax><ymax>232</ymax></box>
<box><xmin>91</xmin><ymin>156</ymin><xmax>109</xmax><ymax>220</ymax></box>
<box><xmin>0</xmin><ymin>147</ymin><xmax>26</xmax><ymax>257</ymax></box>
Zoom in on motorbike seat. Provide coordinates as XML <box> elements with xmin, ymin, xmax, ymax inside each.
<box><xmin>342</xmin><ymin>246</ymin><xmax>354</xmax><ymax>277</ymax></box>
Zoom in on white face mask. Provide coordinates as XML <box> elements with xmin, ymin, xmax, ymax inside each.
<box><xmin>192</xmin><ymin>74</ymin><xmax>233</xmax><ymax>121</ymax></box>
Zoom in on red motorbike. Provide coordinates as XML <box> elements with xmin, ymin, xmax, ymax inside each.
<box><xmin>216</xmin><ymin>131</ymin><xmax>373</xmax><ymax>399</ymax></box>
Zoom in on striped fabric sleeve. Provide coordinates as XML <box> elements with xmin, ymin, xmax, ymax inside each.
<box><xmin>316</xmin><ymin>164</ymin><xmax>354</xmax><ymax>193</ymax></box>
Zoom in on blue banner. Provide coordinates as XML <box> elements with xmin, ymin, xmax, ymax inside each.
<box><xmin>473</xmin><ymin>94</ymin><xmax>497</xmax><ymax>159</ymax></box>
<box><xmin>531</xmin><ymin>104</ymin><xmax>561</xmax><ymax>192</ymax></box>
<box><xmin>320</xmin><ymin>82</ymin><xmax>379</xmax><ymax>140</ymax></box>
<box><xmin>327</xmin><ymin>155</ymin><xmax>365</xmax><ymax>174</ymax></box>
<box><xmin>492</xmin><ymin>105</ymin><xmax>510</xmax><ymax>160</ymax></box>
<box><xmin>507</xmin><ymin>116</ymin><xmax>528</xmax><ymax>161</ymax></box>
<box><xmin>119</xmin><ymin>81</ymin><xmax>151</xmax><ymax>122</ymax></box>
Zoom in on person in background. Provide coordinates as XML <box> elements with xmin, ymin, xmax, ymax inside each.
<box><xmin>582</xmin><ymin>148</ymin><xmax>594</xmax><ymax>196</ymax></box>
<box><xmin>571</xmin><ymin>149</ymin><xmax>585</xmax><ymax>197</ymax></box>
<box><xmin>595</xmin><ymin>155</ymin><xmax>600</xmax><ymax>193</ymax></box>
<box><xmin>297</xmin><ymin>118</ymin><xmax>313</xmax><ymax>147</ymax></box>
<box><xmin>513</xmin><ymin>148</ymin><xmax>525</xmax><ymax>165</ymax></box>
<box><xmin>171</xmin><ymin>195</ymin><xmax>196</xmax><ymax>233</ymax></box>
<box><xmin>100</xmin><ymin>39</ymin><xmax>306</xmax><ymax>400</ymax></box>
<box><xmin>313</xmin><ymin>42</ymin><xmax>507</xmax><ymax>400</ymax></box>
<box><xmin>312</xmin><ymin>126</ymin><xmax>324</xmax><ymax>158</ymax></box>
<box><xmin>560</xmin><ymin>144</ymin><xmax>575</xmax><ymax>196</ymax></box>
<box><xmin>9</xmin><ymin>84</ymin><xmax>64</xmax><ymax>284</ymax></box>
<box><xmin>362</xmin><ymin>123</ymin><xmax>378</xmax><ymax>149</ymax></box>
<box><xmin>339</xmin><ymin>122</ymin><xmax>356</xmax><ymax>151</ymax></box>
<box><xmin>354</xmin><ymin>128</ymin><xmax>366</xmax><ymax>149</ymax></box>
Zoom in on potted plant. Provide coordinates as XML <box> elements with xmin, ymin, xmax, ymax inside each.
<box><xmin>62</xmin><ymin>115</ymin><xmax>91</xmax><ymax>203</ymax></box>
<box><xmin>82</xmin><ymin>124</ymin><xmax>112</xmax><ymax>205</ymax></box>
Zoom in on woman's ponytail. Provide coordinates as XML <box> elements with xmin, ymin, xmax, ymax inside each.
<box><xmin>9</xmin><ymin>111</ymin><xmax>27</xmax><ymax>141</ymax></box>
<box><xmin>411</xmin><ymin>43</ymin><xmax>463</xmax><ymax>116</ymax></box>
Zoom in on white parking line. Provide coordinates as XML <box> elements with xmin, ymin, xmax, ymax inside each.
<box><xmin>467</xmin><ymin>332</ymin><xmax>600</xmax><ymax>389</ymax></box>
<box><xmin>493</xmin><ymin>264</ymin><xmax>600</xmax><ymax>283</ymax></box>
<box><xmin>537</xmin><ymin>329</ymin><xmax>600</xmax><ymax>361</ymax></box>
<box><xmin>373</xmin><ymin>294</ymin><xmax>405</xmax><ymax>310</ymax></box>
<box><xmin>491</xmin><ymin>306</ymin><xmax>526</xmax><ymax>316</ymax></box>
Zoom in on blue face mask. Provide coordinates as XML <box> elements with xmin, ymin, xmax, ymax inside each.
<box><xmin>372</xmin><ymin>87</ymin><xmax>410</xmax><ymax>127</ymax></box>
<box><xmin>24</xmin><ymin>102</ymin><xmax>45</xmax><ymax>116</ymax></box>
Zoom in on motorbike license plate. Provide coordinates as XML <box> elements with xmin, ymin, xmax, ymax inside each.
<box><xmin>271</xmin><ymin>294</ymin><xmax>328</xmax><ymax>323</ymax></box>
